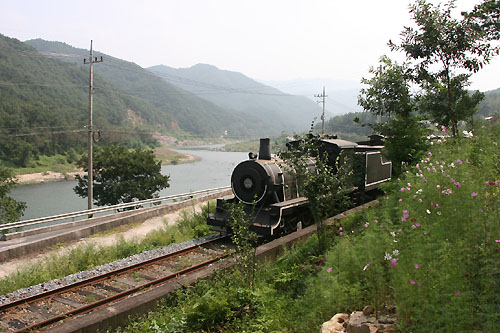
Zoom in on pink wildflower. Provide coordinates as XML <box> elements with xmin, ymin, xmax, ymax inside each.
<box><xmin>457</xmin><ymin>159</ymin><xmax>463</xmax><ymax>165</ymax></box>
<box><xmin>456</xmin><ymin>182</ymin><xmax>461</xmax><ymax>188</ymax></box>
<box><xmin>398</xmin><ymin>228</ymin><xmax>402</xmax><ymax>232</ymax></box>
<box><xmin>495</xmin><ymin>240</ymin><xmax>500</xmax><ymax>243</ymax></box>
<box><xmin>327</xmin><ymin>267</ymin><xmax>332</xmax><ymax>273</ymax></box>
<box><xmin>441</xmin><ymin>125</ymin><xmax>446</xmax><ymax>132</ymax></box>
<box><xmin>340</xmin><ymin>232</ymin><xmax>343</xmax><ymax>236</ymax></box>
<box><xmin>429</xmin><ymin>152</ymin><xmax>433</xmax><ymax>156</ymax></box>
<box><xmin>391</xmin><ymin>258</ymin><xmax>399</xmax><ymax>268</ymax></box>
<box><xmin>418</xmin><ymin>198</ymin><xmax>423</xmax><ymax>203</ymax></box>
<box><xmin>339</xmin><ymin>227</ymin><xmax>343</xmax><ymax>231</ymax></box>
<box><xmin>400</xmin><ymin>187</ymin><xmax>405</xmax><ymax>192</ymax></box>
<box><xmin>414</xmin><ymin>264</ymin><xmax>420</xmax><ymax>269</ymax></box>
<box><xmin>398</xmin><ymin>198</ymin><xmax>403</xmax><ymax>203</ymax></box>
<box><xmin>365</xmin><ymin>222</ymin><xmax>370</xmax><ymax>228</ymax></box>
<box><xmin>436</xmin><ymin>203</ymin><xmax>440</xmax><ymax>208</ymax></box>
<box><xmin>471</xmin><ymin>192</ymin><xmax>478</xmax><ymax>197</ymax></box>
<box><xmin>410</xmin><ymin>280</ymin><xmax>416</xmax><ymax>285</ymax></box>
<box><xmin>374</xmin><ymin>219</ymin><xmax>379</xmax><ymax>224</ymax></box>
<box><xmin>385</xmin><ymin>196</ymin><xmax>389</xmax><ymax>200</ymax></box>
<box><xmin>417</xmin><ymin>282</ymin><xmax>422</xmax><ymax>287</ymax></box>
<box><xmin>415</xmin><ymin>223</ymin><xmax>420</xmax><ymax>227</ymax></box>
<box><xmin>436</xmin><ymin>185</ymin><xmax>441</xmax><ymax>189</ymax></box>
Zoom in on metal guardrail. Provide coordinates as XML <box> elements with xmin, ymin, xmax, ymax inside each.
<box><xmin>0</xmin><ymin>186</ymin><xmax>230</xmax><ymax>234</ymax></box>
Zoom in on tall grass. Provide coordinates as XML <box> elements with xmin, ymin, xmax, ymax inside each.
<box><xmin>116</xmin><ymin>122</ymin><xmax>499</xmax><ymax>332</ymax></box>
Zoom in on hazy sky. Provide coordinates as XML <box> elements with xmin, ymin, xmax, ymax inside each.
<box><xmin>1</xmin><ymin>0</ymin><xmax>498</xmax><ymax>91</ymax></box>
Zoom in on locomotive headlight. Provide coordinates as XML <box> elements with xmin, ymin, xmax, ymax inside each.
<box><xmin>243</xmin><ymin>177</ymin><xmax>253</xmax><ymax>189</ymax></box>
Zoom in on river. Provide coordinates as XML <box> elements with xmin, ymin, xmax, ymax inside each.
<box><xmin>10</xmin><ymin>147</ymin><xmax>248</xmax><ymax>220</ymax></box>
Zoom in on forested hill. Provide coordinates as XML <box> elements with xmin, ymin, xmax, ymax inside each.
<box><xmin>478</xmin><ymin>87</ymin><xmax>500</xmax><ymax>116</ymax></box>
<box><xmin>148</xmin><ymin>64</ymin><xmax>322</xmax><ymax>132</ymax></box>
<box><xmin>0</xmin><ymin>34</ymin><xmax>156</xmax><ymax>167</ymax></box>
<box><xmin>24</xmin><ymin>38</ymin><xmax>274</xmax><ymax>138</ymax></box>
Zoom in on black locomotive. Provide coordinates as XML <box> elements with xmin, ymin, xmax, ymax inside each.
<box><xmin>207</xmin><ymin>136</ymin><xmax>392</xmax><ymax>237</ymax></box>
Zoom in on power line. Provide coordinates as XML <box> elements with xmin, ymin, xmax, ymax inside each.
<box><xmin>0</xmin><ymin>81</ymin><xmax>87</xmax><ymax>88</ymax></box>
<box><xmin>0</xmin><ymin>129</ymin><xmax>86</xmax><ymax>137</ymax></box>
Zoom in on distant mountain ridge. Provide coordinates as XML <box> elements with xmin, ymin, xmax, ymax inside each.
<box><xmin>261</xmin><ymin>78</ymin><xmax>363</xmax><ymax>116</ymax></box>
<box><xmin>148</xmin><ymin>64</ymin><xmax>322</xmax><ymax>132</ymax></box>
<box><xmin>25</xmin><ymin>39</ymin><xmax>274</xmax><ymax>138</ymax></box>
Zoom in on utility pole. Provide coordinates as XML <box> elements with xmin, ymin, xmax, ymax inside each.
<box><xmin>84</xmin><ymin>40</ymin><xmax>103</xmax><ymax>213</ymax></box>
<box><xmin>314</xmin><ymin>86</ymin><xmax>327</xmax><ymax>135</ymax></box>
<box><xmin>377</xmin><ymin>65</ymin><xmax>383</xmax><ymax>124</ymax></box>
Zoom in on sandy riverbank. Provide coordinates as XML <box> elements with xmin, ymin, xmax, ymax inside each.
<box><xmin>15</xmin><ymin>171</ymin><xmax>85</xmax><ymax>185</ymax></box>
<box><xmin>14</xmin><ymin>148</ymin><xmax>200</xmax><ymax>185</ymax></box>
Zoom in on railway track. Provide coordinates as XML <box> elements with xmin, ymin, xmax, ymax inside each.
<box><xmin>0</xmin><ymin>235</ymin><xmax>231</xmax><ymax>332</ymax></box>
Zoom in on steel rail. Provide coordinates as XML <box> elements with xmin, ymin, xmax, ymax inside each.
<box><xmin>17</xmin><ymin>253</ymin><xmax>230</xmax><ymax>332</ymax></box>
<box><xmin>0</xmin><ymin>186</ymin><xmax>230</xmax><ymax>233</ymax></box>
<box><xmin>0</xmin><ymin>235</ymin><xmax>228</xmax><ymax>313</ymax></box>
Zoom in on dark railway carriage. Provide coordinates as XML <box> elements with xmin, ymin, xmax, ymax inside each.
<box><xmin>207</xmin><ymin>136</ymin><xmax>392</xmax><ymax>237</ymax></box>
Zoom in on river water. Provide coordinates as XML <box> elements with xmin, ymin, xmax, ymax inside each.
<box><xmin>10</xmin><ymin>148</ymin><xmax>248</xmax><ymax>221</ymax></box>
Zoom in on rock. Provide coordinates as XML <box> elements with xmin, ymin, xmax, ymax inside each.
<box><xmin>347</xmin><ymin>312</ymin><xmax>371</xmax><ymax>333</ymax></box>
<box><xmin>323</xmin><ymin>311</ymin><xmax>397</xmax><ymax>333</ymax></box>
<box><xmin>321</xmin><ymin>313</ymin><xmax>349</xmax><ymax>333</ymax></box>
<box><xmin>378</xmin><ymin>317</ymin><xmax>394</xmax><ymax>324</ymax></box>
<box><xmin>362</xmin><ymin>305</ymin><xmax>374</xmax><ymax>316</ymax></box>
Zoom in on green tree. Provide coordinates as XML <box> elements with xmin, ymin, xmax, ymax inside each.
<box><xmin>359</xmin><ymin>55</ymin><xmax>413</xmax><ymax>118</ymax></box>
<box><xmin>358</xmin><ymin>56</ymin><xmax>429</xmax><ymax>175</ymax></box>
<box><xmin>0</xmin><ymin>166</ymin><xmax>26</xmax><ymax>223</ymax></box>
<box><xmin>389</xmin><ymin>0</ymin><xmax>499</xmax><ymax>136</ymax></box>
<box><xmin>280</xmin><ymin>135</ymin><xmax>354</xmax><ymax>252</ymax></box>
<box><xmin>464</xmin><ymin>0</ymin><xmax>500</xmax><ymax>40</ymax></box>
<box><xmin>74</xmin><ymin>145</ymin><xmax>170</xmax><ymax>207</ymax></box>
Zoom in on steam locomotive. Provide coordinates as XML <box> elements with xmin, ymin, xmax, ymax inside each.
<box><xmin>207</xmin><ymin>135</ymin><xmax>392</xmax><ymax>237</ymax></box>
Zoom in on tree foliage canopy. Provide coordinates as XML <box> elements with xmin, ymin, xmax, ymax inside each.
<box><xmin>0</xmin><ymin>167</ymin><xmax>26</xmax><ymax>223</ymax></box>
<box><xmin>388</xmin><ymin>0</ymin><xmax>499</xmax><ymax>136</ymax></box>
<box><xmin>359</xmin><ymin>56</ymin><xmax>414</xmax><ymax>118</ymax></box>
<box><xmin>74</xmin><ymin>145</ymin><xmax>170</xmax><ymax>207</ymax></box>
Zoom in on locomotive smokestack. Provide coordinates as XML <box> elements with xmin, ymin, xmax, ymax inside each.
<box><xmin>259</xmin><ymin>138</ymin><xmax>271</xmax><ymax>160</ymax></box>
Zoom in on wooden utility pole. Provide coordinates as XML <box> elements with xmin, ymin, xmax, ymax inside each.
<box><xmin>315</xmin><ymin>86</ymin><xmax>327</xmax><ymax>135</ymax></box>
<box><xmin>84</xmin><ymin>40</ymin><xmax>103</xmax><ymax>213</ymax></box>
